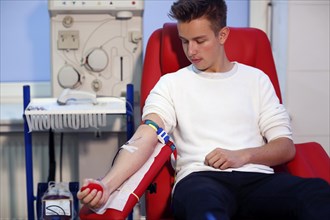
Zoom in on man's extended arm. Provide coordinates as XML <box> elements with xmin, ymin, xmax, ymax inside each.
<box><xmin>205</xmin><ymin>137</ymin><xmax>296</xmax><ymax>170</ymax></box>
<box><xmin>77</xmin><ymin>113</ymin><xmax>164</xmax><ymax>208</ymax></box>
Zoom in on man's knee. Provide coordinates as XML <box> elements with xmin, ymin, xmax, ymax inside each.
<box><xmin>296</xmin><ymin>178</ymin><xmax>330</xmax><ymax>219</ymax></box>
<box><xmin>172</xmin><ymin>173</ymin><xmax>236</xmax><ymax>220</ymax></box>
<box><xmin>303</xmin><ymin>178</ymin><xmax>330</xmax><ymax>195</ymax></box>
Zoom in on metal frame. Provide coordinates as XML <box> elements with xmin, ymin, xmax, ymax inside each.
<box><xmin>23</xmin><ymin>84</ymin><xmax>135</xmax><ymax>219</ymax></box>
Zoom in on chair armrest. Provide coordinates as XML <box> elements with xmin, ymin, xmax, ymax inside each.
<box><xmin>145</xmin><ymin>160</ymin><xmax>175</xmax><ymax>220</ymax></box>
<box><xmin>285</xmin><ymin>142</ymin><xmax>330</xmax><ymax>184</ymax></box>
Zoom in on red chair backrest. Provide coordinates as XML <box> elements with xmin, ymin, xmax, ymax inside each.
<box><xmin>141</xmin><ymin>23</ymin><xmax>282</xmax><ymax>110</ymax></box>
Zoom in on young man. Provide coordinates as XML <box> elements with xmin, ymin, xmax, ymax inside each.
<box><xmin>78</xmin><ymin>0</ymin><xmax>330</xmax><ymax>219</ymax></box>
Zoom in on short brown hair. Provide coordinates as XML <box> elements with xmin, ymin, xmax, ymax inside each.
<box><xmin>169</xmin><ymin>0</ymin><xmax>227</xmax><ymax>35</ymax></box>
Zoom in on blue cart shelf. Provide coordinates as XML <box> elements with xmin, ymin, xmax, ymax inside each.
<box><xmin>23</xmin><ymin>84</ymin><xmax>135</xmax><ymax>220</ymax></box>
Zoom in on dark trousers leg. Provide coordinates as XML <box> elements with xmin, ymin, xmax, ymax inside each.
<box><xmin>172</xmin><ymin>171</ymin><xmax>330</xmax><ymax>220</ymax></box>
<box><xmin>172</xmin><ymin>172</ymin><xmax>238</xmax><ymax>220</ymax></box>
<box><xmin>236</xmin><ymin>173</ymin><xmax>330</xmax><ymax>220</ymax></box>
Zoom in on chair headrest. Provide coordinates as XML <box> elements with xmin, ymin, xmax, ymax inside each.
<box><xmin>160</xmin><ymin>23</ymin><xmax>190</xmax><ymax>74</ymax></box>
<box><xmin>160</xmin><ymin>23</ymin><xmax>269</xmax><ymax>71</ymax></box>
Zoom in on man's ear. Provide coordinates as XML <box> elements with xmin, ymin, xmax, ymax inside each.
<box><xmin>219</xmin><ymin>26</ymin><xmax>230</xmax><ymax>44</ymax></box>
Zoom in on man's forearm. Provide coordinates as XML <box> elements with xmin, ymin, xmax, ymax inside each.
<box><xmin>244</xmin><ymin>137</ymin><xmax>296</xmax><ymax>167</ymax></box>
<box><xmin>101</xmin><ymin>113</ymin><xmax>164</xmax><ymax>194</ymax></box>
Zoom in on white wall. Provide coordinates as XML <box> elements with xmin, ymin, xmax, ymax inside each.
<box><xmin>284</xmin><ymin>1</ymin><xmax>329</xmax><ymax>154</ymax></box>
<box><xmin>250</xmin><ymin>0</ymin><xmax>329</xmax><ymax>155</ymax></box>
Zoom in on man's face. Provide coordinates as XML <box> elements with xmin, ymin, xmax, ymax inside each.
<box><xmin>177</xmin><ymin>17</ymin><xmax>224</xmax><ymax>72</ymax></box>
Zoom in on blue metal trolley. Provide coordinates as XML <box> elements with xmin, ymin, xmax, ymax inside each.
<box><xmin>23</xmin><ymin>84</ymin><xmax>135</xmax><ymax>219</ymax></box>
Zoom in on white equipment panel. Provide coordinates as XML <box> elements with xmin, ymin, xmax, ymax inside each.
<box><xmin>49</xmin><ymin>0</ymin><xmax>143</xmax><ymax>97</ymax></box>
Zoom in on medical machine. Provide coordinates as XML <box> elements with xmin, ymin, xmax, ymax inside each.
<box><xmin>48</xmin><ymin>0</ymin><xmax>144</xmax><ymax>98</ymax></box>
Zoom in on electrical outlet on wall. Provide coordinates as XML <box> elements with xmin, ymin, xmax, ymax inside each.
<box><xmin>57</xmin><ymin>30</ymin><xmax>79</xmax><ymax>50</ymax></box>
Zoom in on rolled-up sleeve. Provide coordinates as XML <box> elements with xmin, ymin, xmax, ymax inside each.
<box><xmin>142</xmin><ymin>75</ymin><xmax>177</xmax><ymax>133</ymax></box>
<box><xmin>258</xmin><ymin>74</ymin><xmax>292</xmax><ymax>141</ymax></box>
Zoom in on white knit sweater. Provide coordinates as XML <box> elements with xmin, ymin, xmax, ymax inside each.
<box><xmin>142</xmin><ymin>62</ymin><xmax>292</xmax><ymax>184</ymax></box>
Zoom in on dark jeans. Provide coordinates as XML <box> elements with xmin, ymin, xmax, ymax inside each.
<box><xmin>172</xmin><ymin>171</ymin><xmax>330</xmax><ymax>220</ymax></box>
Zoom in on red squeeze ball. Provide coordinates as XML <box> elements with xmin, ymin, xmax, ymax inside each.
<box><xmin>81</xmin><ymin>182</ymin><xmax>103</xmax><ymax>192</ymax></box>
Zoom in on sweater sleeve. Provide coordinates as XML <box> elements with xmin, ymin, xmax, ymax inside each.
<box><xmin>258</xmin><ymin>74</ymin><xmax>292</xmax><ymax>141</ymax></box>
<box><xmin>142</xmin><ymin>75</ymin><xmax>177</xmax><ymax>133</ymax></box>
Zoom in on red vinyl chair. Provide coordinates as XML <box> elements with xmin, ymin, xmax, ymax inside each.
<box><xmin>80</xmin><ymin>23</ymin><xmax>330</xmax><ymax>220</ymax></box>
<box><xmin>141</xmin><ymin>23</ymin><xmax>330</xmax><ymax>220</ymax></box>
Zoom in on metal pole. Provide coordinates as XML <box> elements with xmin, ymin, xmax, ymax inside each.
<box><xmin>126</xmin><ymin>84</ymin><xmax>134</xmax><ymax>139</ymax></box>
<box><xmin>126</xmin><ymin>84</ymin><xmax>134</xmax><ymax>220</ymax></box>
<box><xmin>23</xmin><ymin>85</ymin><xmax>35</xmax><ymax>220</ymax></box>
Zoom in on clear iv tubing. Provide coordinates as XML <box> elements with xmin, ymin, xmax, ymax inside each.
<box><xmin>25</xmin><ymin>113</ymin><xmax>107</xmax><ymax>132</ymax></box>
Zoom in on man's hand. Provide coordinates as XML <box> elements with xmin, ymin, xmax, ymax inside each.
<box><xmin>205</xmin><ymin>148</ymin><xmax>249</xmax><ymax>170</ymax></box>
<box><xmin>204</xmin><ymin>138</ymin><xmax>295</xmax><ymax>170</ymax></box>
<box><xmin>77</xmin><ymin>179</ymin><xmax>110</xmax><ymax>210</ymax></box>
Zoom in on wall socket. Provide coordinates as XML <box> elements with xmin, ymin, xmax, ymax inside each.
<box><xmin>57</xmin><ymin>30</ymin><xmax>79</xmax><ymax>50</ymax></box>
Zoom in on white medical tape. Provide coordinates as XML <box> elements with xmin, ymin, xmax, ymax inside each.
<box><xmin>125</xmin><ymin>137</ymin><xmax>142</xmax><ymax>145</ymax></box>
<box><xmin>121</xmin><ymin>145</ymin><xmax>138</xmax><ymax>153</ymax></box>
